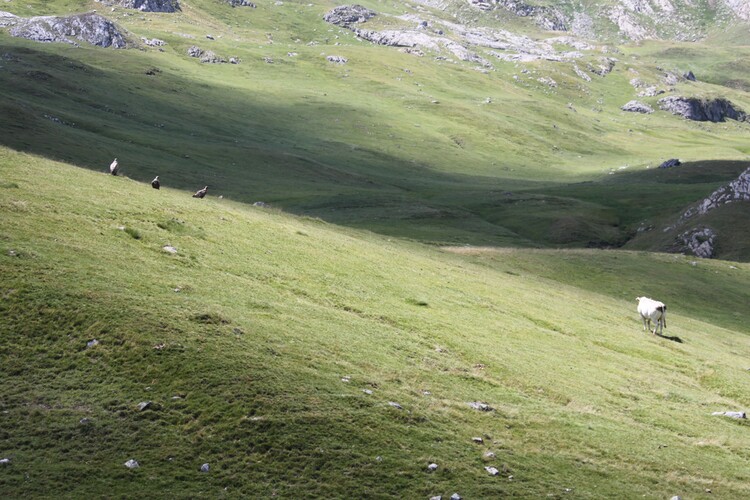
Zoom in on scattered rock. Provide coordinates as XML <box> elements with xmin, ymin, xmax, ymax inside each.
<box><xmin>206</xmin><ymin>34</ymin><xmax>215</xmax><ymax>40</ymax></box>
<box><xmin>86</xmin><ymin>339</ymin><xmax>100</xmax><ymax>348</ymax></box>
<box><xmin>124</xmin><ymin>459</ymin><xmax>139</xmax><ymax>469</ymax></box>
<box><xmin>671</xmin><ymin>496</ymin><xmax>682</xmax><ymax>500</ymax></box>
<box><xmin>427</xmin><ymin>463</ymin><xmax>438</xmax><ymax>471</ymax></box>
<box><xmin>137</xmin><ymin>401</ymin><xmax>153</xmax><ymax>411</ymax></box>
<box><xmin>588</xmin><ymin>57</ymin><xmax>616</xmax><ymax>76</ymax></box>
<box><xmin>228</xmin><ymin>0</ymin><xmax>257</xmax><ymax>7</ymax></box>
<box><xmin>326</xmin><ymin>55</ymin><xmax>348</xmax><ymax>64</ymax></box>
<box><xmin>388</xmin><ymin>401</ymin><xmax>403</xmax><ymax>410</ymax></box>
<box><xmin>621</xmin><ymin>100</ymin><xmax>653</xmax><ymax>114</ymax></box>
<box><xmin>484</xmin><ymin>451</ymin><xmax>496</xmax><ymax>458</ymax></box>
<box><xmin>485</xmin><ymin>466</ymin><xmax>500</xmax><ymax>476</ymax></box>
<box><xmin>430</xmin><ymin>496</ymin><xmax>442</xmax><ymax>500</ymax></box>
<box><xmin>253</xmin><ymin>201</ymin><xmax>270</xmax><ymax>207</ymax></box>
<box><xmin>323</xmin><ymin>5</ymin><xmax>377</xmax><ymax>27</ymax></box>
<box><xmin>450</xmin><ymin>493</ymin><xmax>462</xmax><ymax>500</ymax></box>
<box><xmin>658</xmin><ymin>96</ymin><xmax>746</xmax><ymax>122</ymax></box>
<box><xmin>363</xmin><ymin>389</ymin><xmax>373</xmax><ymax>395</ymax></box>
<box><xmin>341</xmin><ymin>376</ymin><xmax>351</xmax><ymax>383</ymax></box>
<box><xmin>0</xmin><ymin>458</ymin><xmax>10</xmax><ymax>465</ymax></box>
<box><xmin>200</xmin><ymin>463</ymin><xmax>210</xmax><ymax>472</ymax></box>
<box><xmin>142</xmin><ymin>38</ymin><xmax>166</xmax><ymax>47</ymax></box>
<box><xmin>684</xmin><ymin>70</ymin><xmax>696</xmax><ymax>81</ymax></box>
<box><xmin>79</xmin><ymin>418</ymin><xmax>92</xmax><ymax>425</ymax></box>
<box><xmin>10</xmin><ymin>13</ymin><xmax>127</xmax><ymax>48</ymax></box>
<box><xmin>472</xmin><ymin>437</ymin><xmax>484</xmax><ymax>444</ymax></box>
<box><xmin>468</xmin><ymin>401</ymin><xmax>494</xmax><ymax>412</ymax></box>
<box><xmin>229</xmin><ymin>57</ymin><xmax>240</xmax><ymax>64</ymax></box>
<box><xmin>712</xmin><ymin>411</ymin><xmax>746</xmax><ymax>419</ymax></box>
<box><xmin>658</xmin><ymin>158</ymin><xmax>681</xmax><ymax>169</ymax></box>
<box><xmin>162</xmin><ymin>245</ymin><xmax>178</xmax><ymax>254</ymax></box>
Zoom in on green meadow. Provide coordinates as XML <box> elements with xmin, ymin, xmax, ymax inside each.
<box><xmin>1</xmin><ymin>0</ymin><xmax>750</xmax><ymax>497</ymax></box>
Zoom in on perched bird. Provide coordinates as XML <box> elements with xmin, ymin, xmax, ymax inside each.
<box><xmin>109</xmin><ymin>158</ymin><xmax>119</xmax><ymax>176</ymax></box>
<box><xmin>193</xmin><ymin>186</ymin><xmax>208</xmax><ymax>198</ymax></box>
<box><xmin>151</xmin><ymin>176</ymin><xmax>160</xmax><ymax>189</ymax></box>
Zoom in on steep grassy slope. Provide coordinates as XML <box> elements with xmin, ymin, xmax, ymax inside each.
<box><xmin>2</xmin><ymin>149</ymin><xmax>750</xmax><ymax>497</ymax></box>
<box><xmin>0</xmin><ymin>0</ymin><xmax>749</xmax><ymax>249</ymax></box>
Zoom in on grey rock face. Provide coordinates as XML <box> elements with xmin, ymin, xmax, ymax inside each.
<box><xmin>677</xmin><ymin>227</ymin><xmax>716</xmax><ymax>258</ymax></box>
<box><xmin>658</xmin><ymin>96</ymin><xmax>746</xmax><ymax>122</ymax></box>
<box><xmin>683</xmin><ymin>167</ymin><xmax>750</xmax><ymax>220</ymax></box>
<box><xmin>107</xmin><ymin>0</ymin><xmax>180</xmax><ymax>12</ymax></box>
<box><xmin>10</xmin><ymin>13</ymin><xmax>126</xmax><ymax>48</ymax></box>
<box><xmin>0</xmin><ymin>11</ymin><xmax>19</xmax><ymax>28</ymax></box>
<box><xmin>323</xmin><ymin>5</ymin><xmax>376</xmax><ymax>27</ymax></box>
<box><xmin>621</xmin><ymin>100</ymin><xmax>653</xmax><ymax>114</ymax></box>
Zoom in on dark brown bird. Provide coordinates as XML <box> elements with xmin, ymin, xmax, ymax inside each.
<box><xmin>192</xmin><ymin>186</ymin><xmax>208</xmax><ymax>198</ymax></box>
<box><xmin>151</xmin><ymin>176</ymin><xmax>160</xmax><ymax>189</ymax></box>
<box><xmin>109</xmin><ymin>158</ymin><xmax>119</xmax><ymax>176</ymax></box>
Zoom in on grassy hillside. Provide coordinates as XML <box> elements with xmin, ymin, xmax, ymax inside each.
<box><xmin>0</xmin><ymin>0</ymin><xmax>749</xmax><ymax>250</ymax></box>
<box><xmin>2</xmin><ymin>149</ymin><xmax>750</xmax><ymax>497</ymax></box>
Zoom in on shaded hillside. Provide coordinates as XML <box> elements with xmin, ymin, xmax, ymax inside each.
<box><xmin>0</xmin><ymin>0</ymin><xmax>749</xmax><ymax>250</ymax></box>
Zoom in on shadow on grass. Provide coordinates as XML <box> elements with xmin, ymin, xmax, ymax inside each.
<box><xmin>656</xmin><ymin>333</ymin><xmax>684</xmax><ymax>343</ymax></box>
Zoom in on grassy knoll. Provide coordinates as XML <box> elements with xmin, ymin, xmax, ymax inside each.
<box><xmin>2</xmin><ymin>149</ymin><xmax>750</xmax><ymax>497</ymax></box>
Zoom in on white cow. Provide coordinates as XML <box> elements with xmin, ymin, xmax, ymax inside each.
<box><xmin>636</xmin><ymin>297</ymin><xmax>667</xmax><ymax>335</ymax></box>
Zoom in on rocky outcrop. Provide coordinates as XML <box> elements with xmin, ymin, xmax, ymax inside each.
<box><xmin>105</xmin><ymin>0</ymin><xmax>180</xmax><ymax>12</ymax></box>
<box><xmin>323</xmin><ymin>5</ymin><xmax>376</xmax><ymax>27</ymax></box>
<box><xmin>326</xmin><ymin>55</ymin><xmax>348</xmax><ymax>64</ymax></box>
<box><xmin>677</xmin><ymin>227</ymin><xmax>716</xmax><ymax>258</ymax></box>
<box><xmin>682</xmin><ymin>167</ymin><xmax>750</xmax><ymax>219</ymax></box>
<box><xmin>658</xmin><ymin>158</ymin><xmax>681</xmax><ymax>169</ymax></box>
<box><xmin>622</xmin><ymin>100</ymin><xmax>653</xmax><ymax>114</ymax></box>
<box><xmin>475</xmin><ymin>0</ymin><xmax>567</xmax><ymax>31</ymax></box>
<box><xmin>9</xmin><ymin>13</ymin><xmax>126</xmax><ymax>48</ymax></box>
<box><xmin>0</xmin><ymin>11</ymin><xmax>18</xmax><ymax>28</ymax></box>
<box><xmin>187</xmin><ymin>46</ymin><xmax>226</xmax><ymax>63</ymax></box>
<box><xmin>724</xmin><ymin>0</ymin><xmax>750</xmax><ymax>21</ymax></box>
<box><xmin>658</xmin><ymin>96</ymin><xmax>746</xmax><ymax>122</ymax></box>
<box><xmin>588</xmin><ymin>57</ymin><xmax>616</xmax><ymax>76</ymax></box>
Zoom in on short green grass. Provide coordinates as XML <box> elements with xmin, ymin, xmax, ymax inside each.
<box><xmin>2</xmin><ymin>149</ymin><xmax>750</xmax><ymax>497</ymax></box>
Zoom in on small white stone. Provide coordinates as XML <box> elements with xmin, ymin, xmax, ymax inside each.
<box><xmin>86</xmin><ymin>339</ymin><xmax>99</xmax><ymax>348</ymax></box>
<box><xmin>484</xmin><ymin>451</ymin><xmax>496</xmax><ymax>458</ymax></box>
<box><xmin>362</xmin><ymin>389</ymin><xmax>373</xmax><ymax>395</ymax></box>
<box><xmin>124</xmin><ymin>459</ymin><xmax>139</xmax><ymax>469</ymax></box>
<box><xmin>388</xmin><ymin>401</ymin><xmax>403</xmax><ymax>410</ymax></box>
<box><xmin>427</xmin><ymin>463</ymin><xmax>438</xmax><ymax>471</ymax></box>
<box><xmin>450</xmin><ymin>494</ymin><xmax>462</xmax><ymax>500</ymax></box>
<box><xmin>163</xmin><ymin>245</ymin><xmax>178</xmax><ymax>254</ymax></box>
<box><xmin>472</xmin><ymin>437</ymin><xmax>484</xmax><ymax>444</ymax></box>
<box><xmin>485</xmin><ymin>466</ymin><xmax>500</xmax><ymax>476</ymax></box>
<box><xmin>200</xmin><ymin>463</ymin><xmax>210</xmax><ymax>472</ymax></box>
<box><xmin>0</xmin><ymin>458</ymin><xmax>10</xmax><ymax>465</ymax></box>
<box><xmin>137</xmin><ymin>401</ymin><xmax>152</xmax><ymax>411</ymax></box>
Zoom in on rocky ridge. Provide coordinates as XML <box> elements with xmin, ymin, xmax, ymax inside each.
<box><xmin>682</xmin><ymin>167</ymin><xmax>750</xmax><ymax>220</ymax></box>
<box><xmin>7</xmin><ymin>12</ymin><xmax>126</xmax><ymax>48</ymax></box>
<box><xmin>658</xmin><ymin>96</ymin><xmax>746</xmax><ymax>122</ymax></box>
<box><xmin>101</xmin><ymin>0</ymin><xmax>180</xmax><ymax>12</ymax></box>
